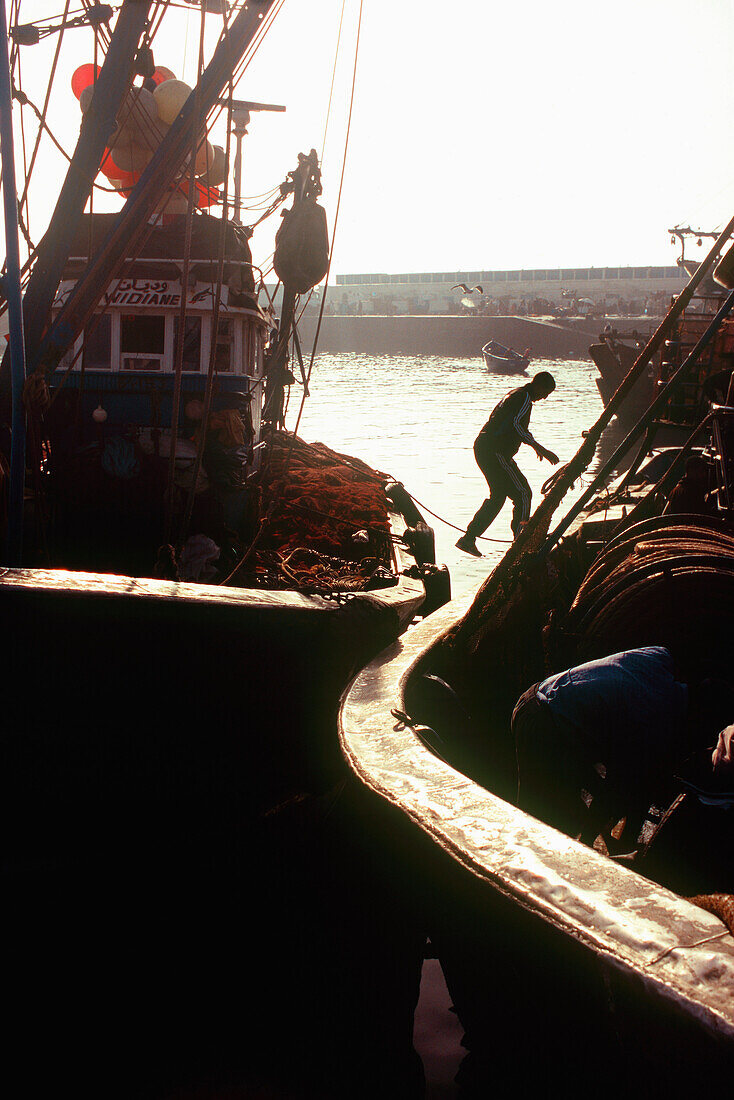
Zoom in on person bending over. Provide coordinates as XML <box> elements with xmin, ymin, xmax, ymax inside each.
<box><xmin>511</xmin><ymin>645</ymin><xmax>733</xmax><ymax>837</ymax></box>
<box><xmin>456</xmin><ymin>372</ymin><xmax>558</xmax><ymax>556</ymax></box>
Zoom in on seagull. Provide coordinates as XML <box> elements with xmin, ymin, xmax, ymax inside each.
<box><xmin>452</xmin><ymin>283</ymin><xmax>484</xmax><ymax>294</ymax></box>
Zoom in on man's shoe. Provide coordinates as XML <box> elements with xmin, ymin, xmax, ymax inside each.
<box><xmin>456</xmin><ymin>534</ymin><xmax>482</xmax><ymax>557</ymax></box>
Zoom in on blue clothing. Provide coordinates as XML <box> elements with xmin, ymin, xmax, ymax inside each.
<box><xmin>475</xmin><ymin>385</ymin><xmax>538</xmax><ymax>458</ymax></box>
<box><xmin>536</xmin><ymin>646</ymin><xmax>689</xmax><ymax>773</ymax></box>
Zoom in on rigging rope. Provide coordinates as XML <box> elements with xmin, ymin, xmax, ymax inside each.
<box><xmin>178</xmin><ymin>17</ymin><xmax>236</xmax><ymax>549</ymax></box>
<box><xmin>164</xmin><ymin>0</ymin><xmax>208</xmax><ymax>543</ymax></box>
<box><xmin>320</xmin><ymin>0</ymin><xmax>347</xmax><ymax>166</ymax></box>
<box><xmin>290</xmin><ymin>0</ymin><xmax>364</xmax><ymax>443</ymax></box>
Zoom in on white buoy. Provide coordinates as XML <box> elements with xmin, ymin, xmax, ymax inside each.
<box><xmin>154</xmin><ymin>79</ymin><xmax>193</xmax><ymax>125</ymax></box>
<box><xmin>194</xmin><ymin>139</ymin><xmax>214</xmax><ymax>178</ymax></box>
<box><xmin>110</xmin><ymin>140</ymin><xmax>154</xmax><ymax>173</ymax></box>
<box><xmin>199</xmin><ymin>144</ymin><xmax>227</xmax><ymax>188</ymax></box>
<box><xmin>108</xmin><ymin>86</ymin><xmax>163</xmax><ymax>148</ymax></box>
<box><xmin>92</xmin><ymin>404</ymin><xmax>108</xmax><ymax>423</ymax></box>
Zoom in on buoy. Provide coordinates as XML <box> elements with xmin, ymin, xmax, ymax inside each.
<box><xmin>194</xmin><ymin>138</ymin><xmax>214</xmax><ymax>177</ymax></box>
<box><xmin>159</xmin><ymin>191</ymin><xmax>191</xmax><ymax>216</ymax></box>
<box><xmin>92</xmin><ymin>404</ymin><xmax>108</xmax><ymax>424</ymax></box>
<box><xmin>153</xmin><ymin>78</ymin><xmax>193</xmax><ymax>125</ymax></box>
<box><xmin>199</xmin><ymin>144</ymin><xmax>227</xmax><ymax>187</ymax></box>
<box><xmin>108</xmin><ymin>86</ymin><xmax>163</xmax><ymax>147</ymax></box>
<box><xmin>71</xmin><ymin>63</ymin><xmax>100</xmax><ymax>100</ymax></box>
<box><xmin>150</xmin><ymin>65</ymin><xmax>176</xmax><ymax>87</ymax></box>
<box><xmin>99</xmin><ymin>149</ymin><xmax>138</xmax><ymax>189</ymax></box>
<box><xmin>79</xmin><ymin>85</ymin><xmax>95</xmax><ymax>114</ymax></box>
<box><xmin>185</xmin><ymin>398</ymin><xmax>205</xmax><ymax>421</ymax></box>
<box><xmin>109</xmin><ymin>141</ymin><xmax>153</xmax><ymax>174</ymax></box>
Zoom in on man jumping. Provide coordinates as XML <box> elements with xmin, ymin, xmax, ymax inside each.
<box><xmin>456</xmin><ymin>371</ymin><xmax>559</xmax><ymax>556</ymax></box>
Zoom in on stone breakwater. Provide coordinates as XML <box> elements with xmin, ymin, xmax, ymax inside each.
<box><xmin>298</xmin><ymin>313</ymin><xmax>602</xmax><ymax>358</ymax></box>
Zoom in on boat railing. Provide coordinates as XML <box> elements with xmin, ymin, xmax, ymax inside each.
<box><xmin>65</xmin><ymin>256</ymin><xmax>257</xmax><ymax>268</ymax></box>
<box><xmin>544</xmin><ymin>283</ymin><xmax>734</xmax><ymax>555</ymax></box>
<box><xmin>338</xmin><ymin>601</ymin><xmax>734</xmax><ymax>1051</ymax></box>
<box><xmin>606</xmin><ymin>405</ymin><xmax>734</xmax><ymax>532</ymax></box>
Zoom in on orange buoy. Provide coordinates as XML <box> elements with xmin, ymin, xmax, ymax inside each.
<box><xmin>71</xmin><ymin>63</ymin><xmax>100</xmax><ymax>99</ymax></box>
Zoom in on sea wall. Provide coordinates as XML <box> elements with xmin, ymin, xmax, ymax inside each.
<box><xmin>297</xmin><ymin>314</ymin><xmax>600</xmax><ymax>358</ymax></box>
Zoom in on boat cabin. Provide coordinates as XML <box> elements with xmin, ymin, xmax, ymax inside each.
<box><xmin>38</xmin><ymin>213</ymin><xmax>273</xmax><ymax>572</ymax></box>
<box><xmin>50</xmin><ymin>212</ymin><xmax>270</xmax><ymax>447</ymax></box>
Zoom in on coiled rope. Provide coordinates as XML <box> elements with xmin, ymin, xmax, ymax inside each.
<box><xmin>562</xmin><ymin>516</ymin><xmax>734</xmax><ymax>666</ymax></box>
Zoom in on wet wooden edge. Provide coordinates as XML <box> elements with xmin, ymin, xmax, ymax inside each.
<box><xmin>339</xmin><ymin>597</ymin><xmax>734</xmax><ymax>1040</ymax></box>
<box><xmin>0</xmin><ymin>511</ymin><xmax>426</xmax><ymax>629</ymax></box>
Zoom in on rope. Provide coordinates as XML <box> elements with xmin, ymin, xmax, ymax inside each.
<box><xmin>17</xmin><ymin>0</ymin><xmax>71</xmax><ymax>221</ymax></box>
<box><xmin>164</xmin><ymin>1</ymin><xmax>208</xmax><ymax>543</ymax></box>
<box><xmin>224</xmin><ymin>0</ymin><xmax>369</xmax><ymax>582</ymax></box>
<box><xmin>291</xmin><ymin>0</ymin><xmax>364</xmax><ymax>442</ymax></box>
<box><xmin>320</xmin><ymin>0</ymin><xmax>347</xmax><ymax>164</ymax></box>
<box><xmin>397</xmin><ymin>489</ymin><xmax>512</xmax><ymax>545</ymax></box>
<box><xmin>178</xmin><ymin>32</ymin><xmax>236</xmax><ymax>548</ymax></box>
<box><xmin>282</xmin><ymin>440</ymin><xmax>513</xmax><ymax>545</ymax></box>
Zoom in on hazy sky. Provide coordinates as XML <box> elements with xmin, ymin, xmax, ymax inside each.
<box><xmin>4</xmin><ymin>0</ymin><xmax>734</xmax><ymax>276</ymax></box>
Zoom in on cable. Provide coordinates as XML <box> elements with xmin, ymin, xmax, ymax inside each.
<box><xmin>290</xmin><ymin>0</ymin><xmax>364</xmax><ymax>444</ymax></box>
<box><xmin>399</xmin><ymin>490</ymin><xmax>513</xmax><ymax>545</ymax></box>
<box><xmin>320</xmin><ymin>0</ymin><xmax>347</xmax><ymax>165</ymax></box>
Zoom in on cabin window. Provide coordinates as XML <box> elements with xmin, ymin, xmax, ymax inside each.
<box><xmin>214</xmin><ymin>317</ymin><xmax>234</xmax><ymax>373</ymax></box>
<box><xmin>83</xmin><ymin>314</ymin><xmax>112</xmax><ymax>370</ymax></box>
<box><xmin>121</xmin><ymin>313</ymin><xmax>165</xmax><ymax>371</ymax></box>
<box><xmin>173</xmin><ymin>316</ymin><xmax>202</xmax><ymax>372</ymax></box>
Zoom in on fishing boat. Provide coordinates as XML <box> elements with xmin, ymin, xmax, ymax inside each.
<box><xmin>481</xmin><ymin>338</ymin><xmax>529</xmax><ymax>374</ymax></box>
<box><xmin>340</xmin><ymin>230</ymin><xmax>734</xmax><ymax>1088</ymax></box>
<box><xmin>1</xmin><ymin>4</ymin><xmax>447</xmax><ymax>1094</ymax></box>
<box><xmin>591</xmin><ymin>228</ymin><xmax>734</xmax><ymax>442</ymax></box>
<box><xmin>589</xmin><ymin>325</ymin><xmax>652</xmax><ymax>409</ymax></box>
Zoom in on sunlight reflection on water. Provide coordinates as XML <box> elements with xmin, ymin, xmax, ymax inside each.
<box><xmin>297</xmin><ymin>353</ymin><xmax>615</xmax><ymax>600</ymax></box>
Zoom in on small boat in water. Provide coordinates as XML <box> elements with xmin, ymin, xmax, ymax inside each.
<box><xmin>341</xmin><ymin>234</ymin><xmax>734</xmax><ymax>1088</ymax></box>
<box><xmin>481</xmin><ymin>339</ymin><xmax>529</xmax><ymax>374</ymax></box>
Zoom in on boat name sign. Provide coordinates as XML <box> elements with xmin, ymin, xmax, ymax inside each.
<box><xmin>53</xmin><ymin>278</ymin><xmax>230</xmax><ymax>310</ymax></box>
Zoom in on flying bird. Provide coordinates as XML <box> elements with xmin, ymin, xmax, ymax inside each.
<box><xmin>452</xmin><ymin>284</ymin><xmax>484</xmax><ymax>293</ymax></box>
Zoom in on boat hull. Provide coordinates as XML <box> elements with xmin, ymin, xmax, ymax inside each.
<box><xmin>589</xmin><ymin>338</ymin><xmax>700</xmax><ymax>446</ymax></box>
<box><xmin>3</xmin><ymin>554</ymin><xmax>428</xmax><ymax>1096</ymax></box>
<box><xmin>482</xmin><ymin>339</ymin><xmax>529</xmax><ymax>374</ymax></box>
<box><xmin>482</xmin><ymin>349</ymin><xmax>528</xmax><ymax>374</ymax></box>
<box><xmin>339</xmin><ymin>599</ymin><xmax>734</xmax><ymax>1085</ymax></box>
<box><xmin>589</xmin><ymin>338</ymin><xmax>656</xmax><ymax>423</ymax></box>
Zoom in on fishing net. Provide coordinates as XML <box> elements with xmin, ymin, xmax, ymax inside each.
<box><xmin>249</xmin><ymin>431</ymin><xmax>394</xmax><ymax>592</ymax></box>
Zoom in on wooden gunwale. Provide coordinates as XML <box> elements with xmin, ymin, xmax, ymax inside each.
<box><xmin>339</xmin><ymin>596</ymin><xmax>734</xmax><ymax>1042</ymax></box>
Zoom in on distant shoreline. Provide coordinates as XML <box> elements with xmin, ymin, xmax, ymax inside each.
<box><xmin>297</xmin><ymin>313</ymin><xmax>653</xmax><ymax>358</ymax></box>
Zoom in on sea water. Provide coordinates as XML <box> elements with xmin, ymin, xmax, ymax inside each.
<box><xmin>298</xmin><ymin>352</ymin><xmax>624</xmax><ymax>1090</ymax></box>
<box><xmin>297</xmin><ymin>353</ymin><xmax>621</xmax><ymax>601</ymax></box>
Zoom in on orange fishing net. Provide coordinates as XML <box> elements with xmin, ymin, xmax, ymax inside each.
<box><xmin>257</xmin><ymin>431</ymin><xmax>391</xmax><ymax>559</ymax></box>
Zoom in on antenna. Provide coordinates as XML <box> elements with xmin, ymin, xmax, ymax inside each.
<box><xmin>218</xmin><ymin>100</ymin><xmax>286</xmax><ymax>223</ymax></box>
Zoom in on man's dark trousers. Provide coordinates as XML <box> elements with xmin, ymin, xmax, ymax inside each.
<box><xmin>466</xmin><ymin>445</ymin><xmax>532</xmax><ymax>539</ymax></box>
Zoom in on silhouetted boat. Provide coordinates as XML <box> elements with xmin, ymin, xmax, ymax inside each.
<box><xmin>0</xmin><ymin>6</ymin><xmax>448</xmax><ymax>1096</ymax></box>
<box><xmin>481</xmin><ymin>339</ymin><xmax>529</xmax><ymax>374</ymax></box>
<box><xmin>341</xmin><ymin>241</ymin><xmax>734</xmax><ymax>1089</ymax></box>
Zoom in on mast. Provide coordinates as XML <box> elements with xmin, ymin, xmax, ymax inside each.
<box><xmin>6</xmin><ymin>0</ymin><xmax>154</xmax><ymax>381</ymax></box>
<box><xmin>0</xmin><ymin>0</ymin><xmax>26</xmax><ymax>563</ymax></box>
<box><xmin>31</xmin><ymin>0</ymin><xmax>277</xmax><ymax>379</ymax></box>
<box><xmin>264</xmin><ymin>149</ymin><xmax>323</xmax><ymax>425</ymax></box>
<box><xmin>227</xmin><ymin>99</ymin><xmax>286</xmax><ymax>224</ymax></box>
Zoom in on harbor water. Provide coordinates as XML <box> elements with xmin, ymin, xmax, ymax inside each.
<box><xmin>298</xmin><ymin>352</ymin><xmax>620</xmax><ymax>600</ymax></box>
<box><xmin>299</xmin><ymin>351</ymin><xmax>621</xmax><ymax>1094</ymax></box>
